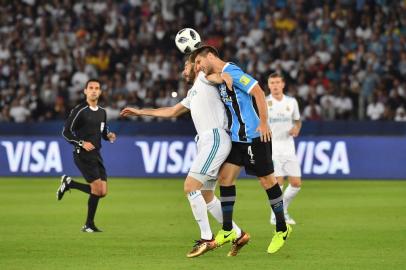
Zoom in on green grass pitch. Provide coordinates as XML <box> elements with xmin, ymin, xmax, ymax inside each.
<box><xmin>0</xmin><ymin>178</ymin><xmax>405</xmax><ymax>270</ymax></box>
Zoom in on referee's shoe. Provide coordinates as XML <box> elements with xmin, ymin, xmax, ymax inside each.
<box><xmin>81</xmin><ymin>224</ymin><xmax>102</xmax><ymax>233</ymax></box>
<box><xmin>56</xmin><ymin>175</ymin><xmax>71</xmax><ymax>200</ymax></box>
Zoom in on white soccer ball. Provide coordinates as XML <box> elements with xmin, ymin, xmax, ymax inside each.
<box><xmin>175</xmin><ymin>28</ymin><xmax>201</xmax><ymax>54</ymax></box>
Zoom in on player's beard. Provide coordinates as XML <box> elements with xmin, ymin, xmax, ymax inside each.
<box><xmin>188</xmin><ymin>68</ymin><xmax>196</xmax><ymax>82</ymax></box>
<box><xmin>204</xmin><ymin>64</ymin><xmax>214</xmax><ymax>75</ymax></box>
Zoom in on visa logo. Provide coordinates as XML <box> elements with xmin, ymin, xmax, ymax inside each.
<box><xmin>297</xmin><ymin>141</ymin><xmax>350</xmax><ymax>175</ymax></box>
<box><xmin>1</xmin><ymin>141</ymin><xmax>63</xmax><ymax>173</ymax></box>
<box><xmin>135</xmin><ymin>141</ymin><xmax>196</xmax><ymax>174</ymax></box>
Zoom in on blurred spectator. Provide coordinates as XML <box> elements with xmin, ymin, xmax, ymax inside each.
<box><xmin>0</xmin><ymin>0</ymin><xmax>404</xmax><ymax>123</ymax></box>
<box><xmin>303</xmin><ymin>99</ymin><xmax>322</xmax><ymax>121</ymax></box>
<box><xmin>9</xmin><ymin>99</ymin><xmax>31</xmax><ymax>123</ymax></box>
<box><xmin>366</xmin><ymin>94</ymin><xmax>385</xmax><ymax>120</ymax></box>
<box><xmin>320</xmin><ymin>87</ymin><xmax>336</xmax><ymax>120</ymax></box>
<box><xmin>105</xmin><ymin>103</ymin><xmax>121</xmax><ymax>121</ymax></box>
<box><xmin>334</xmin><ymin>90</ymin><xmax>353</xmax><ymax>120</ymax></box>
<box><xmin>394</xmin><ymin>107</ymin><xmax>406</xmax><ymax>121</ymax></box>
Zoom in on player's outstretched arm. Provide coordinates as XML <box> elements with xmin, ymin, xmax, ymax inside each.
<box><xmin>120</xmin><ymin>103</ymin><xmax>189</xmax><ymax>119</ymax></box>
<box><xmin>250</xmin><ymin>84</ymin><xmax>272</xmax><ymax>142</ymax></box>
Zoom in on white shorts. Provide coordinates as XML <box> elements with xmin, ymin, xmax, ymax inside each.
<box><xmin>188</xmin><ymin>128</ymin><xmax>231</xmax><ymax>189</ymax></box>
<box><xmin>273</xmin><ymin>155</ymin><xmax>302</xmax><ymax>178</ymax></box>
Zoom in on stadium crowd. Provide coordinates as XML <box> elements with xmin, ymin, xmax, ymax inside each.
<box><xmin>0</xmin><ymin>0</ymin><xmax>405</xmax><ymax>123</ymax></box>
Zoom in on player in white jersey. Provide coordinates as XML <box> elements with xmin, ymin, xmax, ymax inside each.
<box><xmin>267</xmin><ymin>73</ymin><xmax>302</xmax><ymax>225</ymax></box>
<box><xmin>120</xmin><ymin>58</ymin><xmax>244</xmax><ymax>258</ymax></box>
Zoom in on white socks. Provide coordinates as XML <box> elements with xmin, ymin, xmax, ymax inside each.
<box><xmin>206</xmin><ymin>196</ymin><xmax>242</xmax><ymax>238</ymax></box>
<box><xmin>283</xmin><ymin>184</ymin><xmax>301</xmax><ymax>213</ymax></box>
<box><xmin>187</xmin><ymin>190</ymin><xmax>212</xmax><ymax>240</ymax></box>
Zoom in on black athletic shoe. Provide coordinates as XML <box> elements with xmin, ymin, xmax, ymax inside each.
<box><xmin>81</xmin><ymin>224</ymin><xmax>103</xmax><ymax>233</ymax></box>
<box><xmin>56</xmin><ymin>175</ymin><xmax>71</xmax><ymax>201</ymax></box>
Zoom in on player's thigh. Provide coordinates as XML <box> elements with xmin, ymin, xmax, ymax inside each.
<box><xmin>273</xmin><ymin>157</ymin><xmax>287</xmax><ymax>177</ymax></box>
<box><xmin>284</xmin><ymin>158</ymin><xmax>302</xmax><ymax>187</ymax></box>
<box><xmin>190</xmin><ymin>129</ymin><xmax>229</xmax><ymax>177</ymax></box>
<box><xmin>203</xmin><ymin>130</ymin><xmax>232</xmax><ymax>180</ymax></box>
<box><xmin>273</xmin><ymin>158</ymin><xmax>287</xmax><ymax>186</ymax></box>
<box><xmin>245</xmin><ymin>138</ymin><xmax>274</xmax><ymax>178</ymax></box>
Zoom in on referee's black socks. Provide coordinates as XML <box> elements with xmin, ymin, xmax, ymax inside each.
<box><xmin>86</xmin><ymin>194</ymin><xmax>101</xmax><ymax>226</ymax></box>
<box><xmin>266</xmin><ymin>184</ymin><xmax>287</xmax><ymax>232</ymax></box>
<box><xmin>70</xmin><ymin>179</ymin><xmax>91</xmax><ymax>194</ymax></box>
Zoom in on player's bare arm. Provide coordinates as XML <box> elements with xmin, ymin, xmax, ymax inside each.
<box><xmin>288</xmin><ymin>120</ymin><xmax>302</xmax><ymax>137</ymax></box>
<box><xmin>250</xmin><ymin>84</ymin><xmax>272</xmax><ymax>142</ymax></box>
<box><xmin>120</xmin><ymin>103</ymin><xmax>189</xmax><ymax>118</ymax></box>
<box><xmin>206</xmin><ymin>72</ymin><xmax>233</xmax><ymax>90</ymax></box>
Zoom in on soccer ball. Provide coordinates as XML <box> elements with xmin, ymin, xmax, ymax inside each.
<box><xmin>175</xmin><ymin>28</ymin><xmax>201</xmax><ymax>54</ymax></box>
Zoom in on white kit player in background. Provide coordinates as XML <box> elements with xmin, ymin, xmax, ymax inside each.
<box><xmin>120</xmin><ymin>58</ymin><xmax>242</xmax><ymax>258</ymax></box>
<box><xmin>267</xmin><ymin>73</ymin><xmax>302</xmax><ymax>225</ymax></box>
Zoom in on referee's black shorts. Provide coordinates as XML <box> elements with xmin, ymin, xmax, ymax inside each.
<box><xmin>73</xmin><ymin>148</ymin><xmax>107</xmax><ymax>183</ymax></box>
<box><xmin>225</xmin><ymin>137</ymin><xmax>274</xmax><ymax>177</ymax></box>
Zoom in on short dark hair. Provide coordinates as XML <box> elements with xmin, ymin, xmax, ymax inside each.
<box><xmin>268</xmin><ymin>73</ymin><xmax>285</xmax><ymax>81</ymax></box>
<box><xmin>190</xmin><ymin>45</ymin><xmax>219</xmax><ymax>63</ymax></box>
<box><xmin>85</xmin><ymin>79</ymin><xmax>101</xmax><ymax>89</ymax></box>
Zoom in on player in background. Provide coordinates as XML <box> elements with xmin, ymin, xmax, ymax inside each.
<box><xmin>267</xmin><ymin>73</ymin><xmax>302</xmax><ymax>225</ymax></box>
<box><xmin>57</xmin><ymin>79</ymin><xmax>117</xmax><ymax>232</ymax></box>
<box><xmin>120</xmin><ymin>58</ymin><xmax>247</xmax><ymax>258</ymax></box>
<box><xmin>191</xmin><ymin>46</ymin><xmax>291</xmax><ymax>254</ymax></box>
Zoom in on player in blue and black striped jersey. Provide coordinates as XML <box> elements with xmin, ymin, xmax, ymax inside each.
<box><xmin>191</xmin><ymin>46</ymin><xmax>292</xmax><ymax>255</ymax></box>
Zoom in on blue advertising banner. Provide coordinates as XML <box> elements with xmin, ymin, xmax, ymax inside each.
<box><xmin>0</xmin><ymin>136</ymin><xmax>405</xmax><ymax>179</ymax></box>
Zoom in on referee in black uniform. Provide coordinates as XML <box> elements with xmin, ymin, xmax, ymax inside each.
<box><xmin>57</xmin><ymin>79</ymin><xmax>116</xmax><ymax>232</ymax></box>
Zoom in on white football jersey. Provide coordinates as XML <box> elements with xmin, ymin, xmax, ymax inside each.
<box><xmin>267</xmin><ymin>94</ymin><xmax>300</xmax><ymax>157</ymax></box>
<box><xmin>181</xmin><ymin>71</ymin><xmax>228</xmax><ymax>135</ymax></box>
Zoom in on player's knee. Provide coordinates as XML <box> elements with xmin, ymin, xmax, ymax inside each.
<box><xmin>218</xmin><ymin>173</ymin><xmax>233</xmax><ymax>186</ymax></box>
<box><xmin>291</xmin><ymin>181</ymin><xmax>302</xmax><ymax>188</ymax></box>
<box><xmin>258</xmin><ymin>175</ymin><xmax>277</xmax><ymax>189</ymax></box>
<box><xmin>91</xmin><ymin>189</ymin><xmax>104</xmax><ymax>197</ymax></box>
<box><xmin>201</xmin><ymin>190</ymin><xmax>214</xmax><ymax>203</ymax></box>
<box><xmin>183</xmin><ymin>182</ymin><xmax>194</xmax><ymax>194</ymax></box>
<box><xmin>99</xmin><ymin>190</ymin><xmax>107</xmax><ymax>197</ymax></box>
<box><xmin>290</xmin><ymin>178</ymin><xmax>302</xmax><ymax>188</ymax></box>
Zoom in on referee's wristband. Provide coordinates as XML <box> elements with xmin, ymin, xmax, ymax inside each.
<box><xmin>78</xmin><ymin>140</ymin><xmax>84</xmax><ymax>147</ymax></box>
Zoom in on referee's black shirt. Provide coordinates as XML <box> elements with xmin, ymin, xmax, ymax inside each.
<box><xmin>62</xmin><ymin>102</ymin><xmax>110</xmax><ymax>151</ymax></box>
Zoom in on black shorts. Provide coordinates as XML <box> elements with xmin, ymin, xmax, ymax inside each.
<box><xmin>225</xmin><ymin>138</ymin><xmax>274</xmax><ymax>177</ymax></box>
<box><xmin>73</xmin><ymin>148</ymin><xmax>107</xmax><ymax>183</ymax></box>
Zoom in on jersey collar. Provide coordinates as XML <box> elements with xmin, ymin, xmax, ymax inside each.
<box><xmin>222</xmin><ymin>62</ymin><xmax>230</xmax><ymax>72</ymax></box>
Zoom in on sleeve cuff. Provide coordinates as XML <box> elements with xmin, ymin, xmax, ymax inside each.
<box><xmin>247</xmin><ymin>81</ymin><xmax>258</xmax><ymax>94</ymax></box>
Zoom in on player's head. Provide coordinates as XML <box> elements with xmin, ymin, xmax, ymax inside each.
<box><xmin>182</xmin><ymin>57</ymin><xmax>197</xmax><ymax>83</ymax></box>
<box><xmin>84</xmin><ymin>79</ymin><xmax>102</xmax><ymax>102</ymax></box>
<box><xmin>268</xmin><ymin>73</ymin><xmax>285</xmax><ymax>96</ymax></box>
<box><xmin>190</xmin><ymin>45</ymin><xmax>219</xmax><ymax>75</ymax></box>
